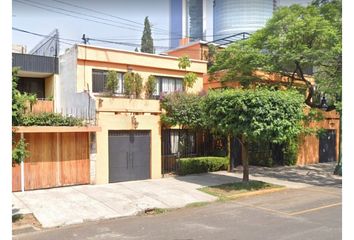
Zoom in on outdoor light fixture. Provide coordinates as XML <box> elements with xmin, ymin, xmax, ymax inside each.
<box><xmin>131</xmin><ymin>115</ymin><xmax>139</xmax><ymax>129</ymax></box>
<box><xmin>320</xmin><ymin>96</ymin><xmax>328</xmax><ymax>111</ymax></box>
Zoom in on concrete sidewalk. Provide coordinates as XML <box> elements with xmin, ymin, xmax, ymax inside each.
<box><xmin>13</xmin><ymin>163</ymin><xmax>340</xmax><ymax>229</ymax></box>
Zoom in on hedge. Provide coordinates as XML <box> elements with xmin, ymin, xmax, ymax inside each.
<box><xmin>178</xmin><ymin>156</ymin><xmax>228</xmax><ymax>176</ymax></box>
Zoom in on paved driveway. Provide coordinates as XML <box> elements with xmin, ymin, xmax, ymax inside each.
<box><xmin>13</xmin><ymin>163</ymin><xmax>340</xmax><ymax>229</ymax></box>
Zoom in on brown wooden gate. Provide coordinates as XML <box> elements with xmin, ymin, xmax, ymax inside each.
<box><xmin>12</xmin><ymin>132</ymin><xmax>90</xmax><ymax>192</ymax></box>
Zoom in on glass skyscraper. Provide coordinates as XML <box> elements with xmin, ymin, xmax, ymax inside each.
<box><xmin>213</xmin><ymin>0</ymin><xmax>276</xmax><ymax>39</ymax></box>
<box><xmin>169</xmin><ymin>0</ymin><xmax>213</xmax><ymax>49</ymax></box>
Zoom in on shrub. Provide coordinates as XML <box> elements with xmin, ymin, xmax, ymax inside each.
<box><xmin>124</xmin><ymin>72</ymin><xmax>143</xmax><ymax>98</ymax></box>
<box><xmin>178</xmin><ymin>156</ymin><xmax>228</xmax><ymax>176</ymax></box>
<box><xmin>105</xmin><ymin>70</ymin><xmax>118</xmax><ymax>95</ymax></box>
<box><xmin>145</xmin><ymin>75</ymin><xmax>157</xmax><ymax>98</ymax></box>
<box><xmin>19</xmin><ymin>112</ymin><xmax>83</xmax><ymax>126</ymax></box>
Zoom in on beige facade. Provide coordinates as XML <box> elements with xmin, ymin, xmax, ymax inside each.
<box><xmin>71</xmin><ymin>44</ymin><xmax>207</xmax><ymax>184</ymax></box>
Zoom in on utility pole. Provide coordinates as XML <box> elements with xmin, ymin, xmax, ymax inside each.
<box><xmin>82</xmin><ymin>34</ymin><xmax>89</xmax><ymax>44</ymax></box>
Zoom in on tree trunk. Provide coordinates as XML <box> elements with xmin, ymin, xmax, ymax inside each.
<box><xmin>241</xmin><ymin>139</ymin><xmax>249</xmax><ymax>182</ymax></box>
<box><xmin>227</xmin><ymin>135</ymin><xmax>232</xmax><ymax>171</ymax></box>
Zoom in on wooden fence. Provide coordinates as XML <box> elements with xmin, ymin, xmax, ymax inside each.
<box><xmin>12</xmin><ymin>132</ymin><xmax>90</xmax><ymax>192</ymax></box>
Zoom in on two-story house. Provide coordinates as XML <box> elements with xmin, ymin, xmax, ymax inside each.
<box><xmin>59</xmin><ymin>44</ymin><xmax>207</xmax><ymax>184</ymax></box>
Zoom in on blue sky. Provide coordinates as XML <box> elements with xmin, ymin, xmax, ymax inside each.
<box><xmin>12</xmin><ymin>0</ymin><xmax>171</xmax><ymax>54</ymax></box>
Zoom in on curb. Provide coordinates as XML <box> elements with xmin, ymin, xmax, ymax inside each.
<box><xmin>227</xmin><ymin>187</ymin><xmax>287</xmax><ymax>199</ymax></box>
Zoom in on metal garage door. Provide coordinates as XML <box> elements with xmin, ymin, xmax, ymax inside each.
<box><xmin>109</xmin><ymin>130</ymin><xmax>151</xmax><ymax>183</ymax></box>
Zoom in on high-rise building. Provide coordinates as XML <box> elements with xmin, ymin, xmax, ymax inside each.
<box><xmin>213</xmin><ymin>0</ymin><xmax>276</xmax><ymax>39</ymax></box>
<box><xmin>169</xmin><ymin>0</ymin><xmax>213</xmax><ymax>49</ymax></box>
<box><xmin>169</xmin><ymin>0</ymin><xmax>311</xmax><ymax>49</ymax></box>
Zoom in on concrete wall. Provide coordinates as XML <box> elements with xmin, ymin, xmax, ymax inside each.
<box><xmin>58</xmin><ymin>46</ymin><xmax>96</xmax><ymax>118</ymax></box>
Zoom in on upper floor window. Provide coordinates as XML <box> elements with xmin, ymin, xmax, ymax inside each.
<box><xmin>156</xmin><ymin>76</ymin><xmax>183</xmax><ymax>96</ymax></box>
<box><xmin>92</xmin><ymin>69</ymin><xmax>124</xmax><ymax>94</ymax></box>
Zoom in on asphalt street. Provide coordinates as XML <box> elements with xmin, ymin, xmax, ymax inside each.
<box><xmin>14</xmin><ymin>184</ymin><xmax>341</xmax><ymax>240</ymax></box>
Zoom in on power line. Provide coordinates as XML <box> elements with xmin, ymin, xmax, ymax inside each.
<box><xmin>51</xmin><ymin>0</ymin><xmax>170</xmax><ymax>34</ymax></box>
<box><xmin>13</xmin><ymin>0</ymin><xmax>158</xmax><ymax>34</ymax></box>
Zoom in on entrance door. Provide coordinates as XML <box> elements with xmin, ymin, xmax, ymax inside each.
<box><xmin>319</xmin><ymin>130</ymin><xmax>336</xmax><ymax>163</ymax></box>
<box><xmin>109</xmin><ymin>130</ymin><xmax>150</xmax><ymax>183</ymax></box>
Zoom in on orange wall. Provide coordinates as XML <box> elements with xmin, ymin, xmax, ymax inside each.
<box><xmin>297</xmin><ymin>110</ymin><xmax>340</xmax><ymax>165</ymax></box>
<box><xmin>166</xmin><ymin>43</ymin><xmax>204</xmax><ymax>60</ymax></box>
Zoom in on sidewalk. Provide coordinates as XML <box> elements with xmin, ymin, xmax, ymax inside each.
<box><xmin>13</xmin><ymin>163</ymin><xmax>341</xmax><ymax>229</ymax></box>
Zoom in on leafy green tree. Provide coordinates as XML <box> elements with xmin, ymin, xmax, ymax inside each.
<box><xmin>203</xmin><ymin>89</ymin><xmax>305</xmax><ymax>181</ymax></box>
<box><xmin>105</xmin><ymin>70</ymin><xmax>118</xmax><ymax>96</ymax></box>
<box><xmin>134</xmin><ymin>73</ymin><xmax>143</xmax><ymax>97</ymax></box>
<box><xmin>178</xmin><ymin>55</ymin><xmax>197</xmax><ymax>88</ymax></box>
<box><xmin>145</xmin><ymin>75</ymin><xmax>157</xmax><ymax>98</ymax></box>
<box><xmin>124</xmin><ymin>72</ymin><xmax>143</xmax><ymax>98</ymax></box>
<box><xmin>141</xmin><ymin>16</ymin><xmax>154</xmax><ymax>53</ymax></box>
<box><xmin>161</xmin><ymin>92</ymin><xmax>206</xmax><ymax>130</ymax></box>
<box><xmin>209</xmin><ymin>1</ymin><xmax>341</xmax><ymax>109</ymax></box>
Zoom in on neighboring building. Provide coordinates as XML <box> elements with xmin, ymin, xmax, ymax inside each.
<box><xmin>12</xmin><ymin>44</ymin><xmax>27</xmax><ymax>54</ymax></box>
<box><xmin>169</xmin><ymin>0</ymin><xmax>213</xmax><ymax>49</ymax></box>
<box><xmin>165</xmin><ymin>41</ymin><xmax>340</xmax><ymax>167</ymax></box>
<box><xmin>59</xmin><ymin>44</ymin><xmax>207</xmax><ymax>184</ymax></box>
<box><xmin>12</xmin><ymin>52</ymin><xmax>58</xmax><ymax>111</ymax></box>
<box><xmin>12</xmin><ymin>50</ymin><xmax>100</xmax><ymax>192</ymax></box>
<box><xmin>213</xmin><ymin>0</ymin><xmax>276</xmax><ymax>38</ymax></box>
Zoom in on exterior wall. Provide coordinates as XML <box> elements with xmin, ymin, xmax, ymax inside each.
<box><xmin>44</xmin><ymin>75</ymin><xmax>56</xmax><ymax>99</ymax></box>
<box><xmin>76</xmin><ymin>45</ymin><xmax>206</xmax><ymax>96</ymax></box>
<box><xmin>58</xmin><ymin>47</ymin><xmax>96</xmax><ymax>118</ymax></box>
<box><xmin>165</xmin><ymin>42</ymin><xmax>203</xmax><ymax>60</ymax></box>
<box><xmin>297</xmin><ymin>111</ymin><xmax>340</xmax><ymax>165</ymax></box>
<box><xmin>203</xmin><ymin>70</ymin><xmax>313</xmax><ymax>92</ymax></box>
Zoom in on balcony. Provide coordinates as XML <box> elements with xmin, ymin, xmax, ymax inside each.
<box><xmin>95</xmin><ymin>97</ymin><xmax>161</xmax><ymax>114</ymax></box>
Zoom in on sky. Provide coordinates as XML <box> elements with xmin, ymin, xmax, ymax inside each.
<box><xmin>12</xmin><ymin>0</ymin><xmax>312</xmax><ymax>55</ymax></box>
<box><xmin>12</xmin><ymin>0</ymin><xmax>171</xmax><ymax>54</ymax></box>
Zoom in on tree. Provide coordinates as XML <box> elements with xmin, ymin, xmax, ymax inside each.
<box><xmin>124</xmin><ymin>72</ymin><xmax>143</xmax><ymax>98</ymax></box>
<box><xmin>145</xmin><ymin>75</ymin><xmax>157</xmax><ymax>98</ymax></box>
<box><xmin>105</xmin><ymin>70</ymin><xmax>118</xmax><ymax>96</ymax></box>
<box><xmin>178</xmin><ymin>55</ymin><xmax>198</xmax><ymax>88</ymax></box>
<box><xmin>161</xmin><ymin>92</ymin><xmax>206</xmax><ymax>130</ymax></box>
<box><xmin>141</xmin><ymin>16</ymin><xmax>154</xmax><ymax>53</ymax></box>
<box><xmin>209</xmin><ymin>1</ymin><xmax>341</xmax><ymax>109</ymax></box>
<box><xmin>203</xmin><ymin>89</ymin><xmax>305</xmax><ymax>181</ymax></box>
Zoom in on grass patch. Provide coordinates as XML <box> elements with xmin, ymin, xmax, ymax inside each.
<box><xmin>12</xmin><ymin>214</ymin><xmax>23</xmax><ymax>223</ymax></box>
<box><xmin>143</xmin><ymin>208</ymin><xmax>170</xmax><ymax>215</ymax></box>
<box><xmin>186</xmin><ymin>201</ymin><xmax>210</xmax><ymax>208</ymax></box>
<box><xmin>200</xmin><ymin>180</ymin><xmax>284</xmax><ymax>200</ymax></box>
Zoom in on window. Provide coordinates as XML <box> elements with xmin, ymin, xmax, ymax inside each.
<box><xmin>162</xmin><ymin>129</ymin><xmax>196</xmax><ymax>156</ymax></box>
<box><xmin>156</xmin><ymin>76</ymin><xmax>183</xmax><ymax>96</ymax></box>
<box><xmin>17</xmin><ymin>77</ymin><xmax>45</xmax><ymax>99</ymax></box>
<box><xmin>92</xmin><ymin>69</ymin><xmax>124</xmax><ymax>94</ymax></box>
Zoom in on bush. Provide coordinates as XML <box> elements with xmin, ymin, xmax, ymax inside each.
<box><xmin>19</xmin><ymin>112</ymin><xmax>83</xmax><ymax>126</ymax></box>
<box><xmin>178</xmin><ymin>156</ymin><xmax>228</xmax><ymax>176</ymax></box>
<box><xmin>145</xmin><ymin>75</ymin><xmax>157</xmax><ymax>98</ymax></box>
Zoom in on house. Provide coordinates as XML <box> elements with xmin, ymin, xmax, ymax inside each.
<box><xmin>164</xmin><ymin>41</ymin><xmax>340</xmax><ymax>166</ymax></box>
<box><xmin>58</xmin><ymin>44</ymin><xmax>207</xmax><ymax>184</ymax></box>
<box><xmin>12</xmin><ymin>50</ymin><xmax>100</xmax><ymax>192</ymax></box>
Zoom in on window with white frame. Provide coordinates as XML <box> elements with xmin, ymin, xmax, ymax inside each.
<box><xmin>92</xmin><ymin>69</ymin><xmax>124</xmax><ymax>94</ymax></box>
<box><xmin>155</xmin><ymin>76</ymin><xmax>183</xmax><ymax>96</ymax></box>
